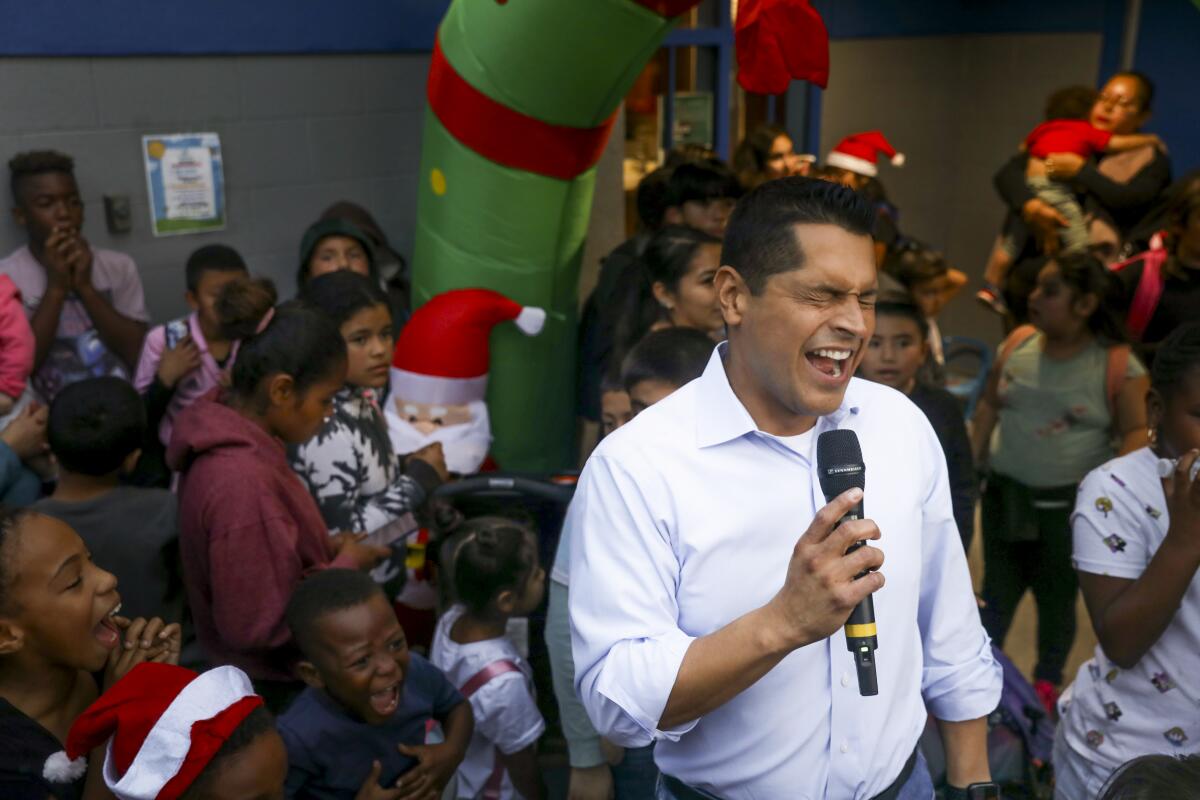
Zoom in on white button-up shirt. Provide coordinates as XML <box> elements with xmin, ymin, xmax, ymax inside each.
<box><xmin>568</xmin><ymin>346</ymin><xmax>1001</xmax><ymax>799</ymax></box>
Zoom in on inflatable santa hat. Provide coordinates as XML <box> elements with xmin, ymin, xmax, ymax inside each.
<box><xmin>44</xmin><ymin>663</ymin><xmax>262</xmax><ymax>799</ymax></box>
<box><xmin>825</xmin><ymin>130</ymin><xmax>905</xmax><ymax>177</ymax></box>
<box><xmin>390</xmin><ymin>288</ymin><xmax>547</xmax><ymax>405</ymax></box>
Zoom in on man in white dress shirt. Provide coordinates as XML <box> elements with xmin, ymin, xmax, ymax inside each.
<box><xmin>567</xmin><ymin>178</ymin><xmax>1003</xmax><ymax>800</ymax></box>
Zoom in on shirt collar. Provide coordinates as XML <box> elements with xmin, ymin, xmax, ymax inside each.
<box><xmin>694</xmin><ymin>342</ymin><xmax>863</xmax><ymax>449</ymax></box>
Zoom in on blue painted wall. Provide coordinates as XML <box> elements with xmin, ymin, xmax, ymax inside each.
<box><xmin>0</xmin><ymin>1</ymin><xmax>449</xmax><ymax>55</ymax></box>
<box><xmin>1132</xmin><ymin>0</ymin><xmax>1200</xmax><ymax>174</ymax></box>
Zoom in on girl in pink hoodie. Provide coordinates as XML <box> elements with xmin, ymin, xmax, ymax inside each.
<box><xmin>167</xmin><ymin>302</ymin><xmax>387</xmax><ymax>707</ymax></box>
<box><xmin>0</xmin><ymin>274</ymin><xmax>35</xmax><ymax>419</ymax></box>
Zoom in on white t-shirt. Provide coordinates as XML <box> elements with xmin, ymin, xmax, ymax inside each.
<box><xmin>431</xmin><ymin>605</ymin><xmax>545</xmax><ymax>800</ymax></box>
<box><xmin>1060</xmin><ymin>447</ymin><xmax>1200</xmax><ymax>782</ymax></box>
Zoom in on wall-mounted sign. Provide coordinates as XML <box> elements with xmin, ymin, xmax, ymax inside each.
<box><xmin>142</xmin><ymin>133</ymin><xmax>226</xmax><ymax>237</ymax></box>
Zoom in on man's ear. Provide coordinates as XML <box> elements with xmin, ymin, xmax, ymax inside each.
<box><xmin>663</xmin><ymin>207</ymin><xmax>684</xmax><ymax>226</ymax></box>
<box><xmin>296</xmin><ymin>659</ymin><xmax>325</xmax><ymax>690</ymax></box>
<box><xmin>714</xmin><ymin>265</ymin><xmax>749</xmax><ymax>327</ymax></box>
<box><xmin>0</xmin><ymin>618</ymin><xmax>26</xmax><ymax>656</ymax></box>
<box><xmin>266</xmin><ymin>373</ymin><xmax>296</xmax><ymax>409</ymax></box>
<box><xmin>184</xmin><ymin>291</ymin><xmax>200</xmax><ymax>312</ymax></box>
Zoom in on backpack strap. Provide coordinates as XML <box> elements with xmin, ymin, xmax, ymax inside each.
<box><xmin>1105</xmin><ymin>344</ymin><xmax>1131</xmax><ymax>423</ymax></box>
<box><xmin>1111</xmin><ymin>231</ymin><xmax>1169</xmax><ymax>341</ymax></box>
<box><xmin>985</xmin><ymin>324</ymin><xmax>1039</xmax><ymax>408</ymax></box>
<box><xmin>458</xmin><ymin>660</ymin><xmax>524</xmax><ymax>800</ymax></box>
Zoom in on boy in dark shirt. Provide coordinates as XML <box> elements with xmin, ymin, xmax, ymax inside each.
<box><xmin>281</xmin><ymin>569</ymin><xmax>472</xmax><ymax>800</ymax></box>
<box><xmin>34</xmin><ymin>376</ymin><xmax>183</xmax><ymax>624</ymax></box>
<box><xmin>857</xmin><ymin>300</ymin><xmax>977</xmax><ymax>549</ymax></box>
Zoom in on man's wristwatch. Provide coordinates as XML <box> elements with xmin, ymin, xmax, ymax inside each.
<box><xmin>945</xmin><ymin>783</ymin><xmax>1001</xmax><ymax>800</ymax></box>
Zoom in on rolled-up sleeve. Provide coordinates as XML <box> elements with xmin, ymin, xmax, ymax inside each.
<box><xmin>914</xmin><ymin>419</ymin><xmax>1003</xmax><ymax>721</ymax></box>
<box><xmin>568</xmin><ymin>452</ymin><xmax>698</xmax><ymax>747</ymax></box>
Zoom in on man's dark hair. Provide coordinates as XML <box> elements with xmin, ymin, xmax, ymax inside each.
<box><xmin>185</xmin><ymin>245</ymin><xmax>248</xmax><ymax>293</ymax></box>
<box><xmin>721</xmin><ymin>177</ymin><xmax>876</xmax><ymax>294</ymax></box>
<box><xmin>665</xmin><ymin>159</ymin><xmax>743</xmax><ymax>209</ymax></box>
<box><xmin>874</xmin><ymin>299</ymin><xmax>930</xmax><ymax>341</ymax></box>
<box><xmin>1114</xmin><ymin>70</ymin><xmax>1155</xmax><ymax>112</ymax></box>
<box><xmin>48</xmin><ymin>377</ymin><xmax>146</xmax><ymax>476</ymax></box>
<box><xmin>621</xmin><ymin>327</ymin><xmax>714</xmax><ymax>394</ymax></box>
<box><xmin>8</xmin><ymin>150</ymin><xmax>75</xmax><ymax>207</ymax></box>
<box><xmin>285</xmin><ymin>568</ymin><xmax>385</xmax><ymax>658</ymax></box>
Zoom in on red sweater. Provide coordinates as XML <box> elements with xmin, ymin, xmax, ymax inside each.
<box><xmin>0</xmin><ymin>275</ymin><xmax>33</xmax><ymax>399</ymax></box>
<box><xmin>1024</xmin><ymin>119</ymin><xmax>1112</xmax><ymax>160</ymax></box>
<box><xmin>167</xmin><ymin>391</ymin><xmax>356</xmax><ymax>681</ymax></box>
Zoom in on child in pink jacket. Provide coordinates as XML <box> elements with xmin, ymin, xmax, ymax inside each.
<box><xmin>0</xmin><ymin>274</ymin><xmax>35</xmax><ymax>421</ymax></box>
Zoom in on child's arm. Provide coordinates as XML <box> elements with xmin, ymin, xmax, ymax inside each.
<box><xmin>0</xmin><ymin>279</ymin><xmax>33</xmax><ymax>403</ymax></box>
<box><xmin>1080</xmin><ymin>453</ymin><xmax>1200</xmax><ymax>669</ymax></box>
<box><xmin>1105</xmin><ymin>132</ymin><xmax>1164</xmax><ymax>153</ymax></box>
<box><xmin>1114</xmin><ymin>371</ymin><xmax>1150</xmax><ymax>456</ymax></box>
<box><xmin>501</xmin><ymin>744</ymin><xmax>545</xmax><ymax>800</ymax></box>
<box><xmin>969</xmin><ymin>365</ymin><xmax>1000</xmax><ymax>467</ymax></box>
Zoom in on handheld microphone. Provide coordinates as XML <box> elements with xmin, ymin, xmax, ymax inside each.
<box><xmin>816</xmin><ymin>429</ymin><xmax>878</xmax><ymax>696</ymax></box>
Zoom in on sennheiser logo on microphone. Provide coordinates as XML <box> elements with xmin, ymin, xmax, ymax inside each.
<box><xmin>825</xmin><ymin>465</ymin><xmax>863</xmax><ymax>475</ymax></box>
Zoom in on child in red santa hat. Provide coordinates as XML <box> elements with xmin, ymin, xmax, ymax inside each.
<box><xmin>0</xmin><ymin>506</ymin><xmax>181</xmax><ymax>799</ymax></box>
<box><xmin>47</xmin><ymin>661</ymin><xmax>284</xmax><ymax>800</ymax></box>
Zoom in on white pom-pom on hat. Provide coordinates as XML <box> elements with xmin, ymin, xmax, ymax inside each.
<box><xmin>515</xmin><ymin>306</ymin><xmax>547</xmax><ymax>336</ymax></box>
<box><xmin>43</xmin><ymin>750</ymin><xmax>88</xmax><ymax>783</ymax></box>
<box><xmin>891</xmin><ymin>152</ymin><xmax>906</xmax><ymax>167</ymax></box>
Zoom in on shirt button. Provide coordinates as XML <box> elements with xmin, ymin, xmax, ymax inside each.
<box><xmin>841</xmin><ymin>673</ymin><xmax>850</xmax><ymax>687</ymax></box>
<box><xmin>840</xmin><ymin>741</ymin><xmax>849</xmax><ymax>754</ymax></box>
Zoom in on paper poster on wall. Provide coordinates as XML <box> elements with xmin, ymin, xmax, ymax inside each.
<box><xmin>142</xmin><ymin>133</ymin><xmax>226</xmax><ymax>236</ymax></box>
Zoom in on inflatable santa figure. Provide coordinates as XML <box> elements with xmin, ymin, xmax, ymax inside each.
<box><xmin>386</xmin><ymin>288</ymin><xmax>546</xmax><ymax>475</ymax></box>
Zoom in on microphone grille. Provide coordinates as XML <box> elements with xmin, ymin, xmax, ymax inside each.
<box><xmin>816</xmin><ymin>429</ymin><xmax>865</xmax><ymax>497</ymax></box>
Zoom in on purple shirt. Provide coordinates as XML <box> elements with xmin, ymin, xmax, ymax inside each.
<box><xmin>0</xmin><ymin>244</ymin><xmax>148</xmax><ymax>403</ymax></box>
<box><xmin>135</xmin><ymin>312</ymin><xmax>239</xmax><ymax>446</ymax></box>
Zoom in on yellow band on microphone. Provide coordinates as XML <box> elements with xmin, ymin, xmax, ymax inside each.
<box><xmin>845</xmin><ymin>623</ymin><xmax>877</xmax><ymax>639</ymax></box>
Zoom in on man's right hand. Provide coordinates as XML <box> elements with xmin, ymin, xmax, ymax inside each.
<box><xmin>765</xmin><ymin>488</ymin><xmax>884</xmax><ymax>652</ymax></box>
<box><xmin>156</xmin><ymin>335</ymin><xmax>202</xmax><ymax>388</ymax></box>
<box><xmin>1021</xmin><ymin>198</ymin><xmax>1068</xmax><ymax>255</ymax></box>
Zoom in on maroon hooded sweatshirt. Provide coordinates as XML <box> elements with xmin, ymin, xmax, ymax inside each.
<box><xmin>167</xmin><ymin>390</ymin><xmax>356</xmax><ymax>681</ymax></box>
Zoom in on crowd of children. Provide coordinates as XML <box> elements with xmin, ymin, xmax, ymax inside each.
<box><xmin>0</xmin><ymin>66</ymin><xmax>1196</xmax><ymax>800</ymax></box>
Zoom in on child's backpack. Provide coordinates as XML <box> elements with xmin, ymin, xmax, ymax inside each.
<box><xmin>1109</xmin><ymin>231</ymin><xmax>1169</xmax><ymax>342</ymax></box>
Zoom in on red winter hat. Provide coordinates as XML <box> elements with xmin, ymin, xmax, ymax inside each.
<box><xmin>825</xmin><ymin>131</ymin><xmax>905</xmax><ymax>177</ymax></box>
<box><xmin>391</xmin><ymin>288</ymin><xmax>546</xmax><ymax>405</ymax></box>
<box><xmin>46</xmin><ymin>663</ymin><xmax>261</xmax><ymax>800</ymax></box>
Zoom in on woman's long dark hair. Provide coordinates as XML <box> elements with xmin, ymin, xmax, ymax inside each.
<box><xmin>1053</xmin><ymin>252</ymin><xmax>1128</xmax><ymax>344</ymax></box>
<box><xmin>611</xmin><ymin>225</ymin><xmax>720</xmax><ymax>363</ymax></box>
<box><xmin>733</xmin><ymin>124</ymin><xmax>790</xmax><ymax>188</ymax></box>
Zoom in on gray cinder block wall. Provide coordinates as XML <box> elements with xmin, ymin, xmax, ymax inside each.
<box><xmin>0</xmin><ymin>54</ymin><xmax>431</xmax><ymax>322</ymax></box>
<box><xmin>819</xmin><ymin>32</ymin><xmax>1102</xmax><ymax>346</ymax></box>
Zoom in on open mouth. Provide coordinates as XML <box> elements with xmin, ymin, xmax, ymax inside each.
<box><xmin>368</xmin><ymin>682</ymin><xmax>401</xmax><ymax>717</ymax></box>
<box><xmin>805</xmin><ymin>347</ymin><xmax>854</xmax><ymax>380</ymax></box>
<box><xmin>93</xmin><ymin>603</ymin><xmax>122</xmax><ymax>650</ymax></box>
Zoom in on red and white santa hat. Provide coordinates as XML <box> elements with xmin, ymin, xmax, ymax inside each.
<box><xmin>391</xmin><ymin>288</ymin><xmax>546</xmax><ymax>406</ymax></box>
<box><xmin>45</xmin><ymin>663</ymin><xmax>262</xmax><ymax>800</ymax></box>
<box><xmin>825</xmin><ymin>130</ymin><xmax>905</xmax><ymax>177</ymax></box>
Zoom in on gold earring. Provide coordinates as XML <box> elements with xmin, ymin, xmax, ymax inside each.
<box><xmin>1148</xmin><ymin>426</ymin><xmax>1158</xmax><ymax>446</ymax></box>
